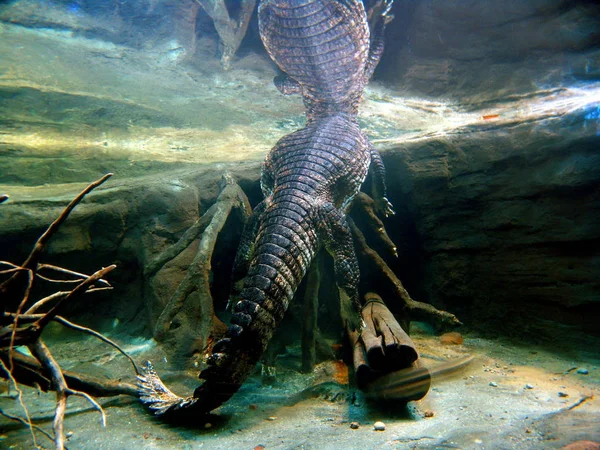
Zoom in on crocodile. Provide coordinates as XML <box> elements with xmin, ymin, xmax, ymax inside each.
<box><xmin>138</xmin><ymin>0</ymin><xmax>395</xmax><ymax>417</ymax></box>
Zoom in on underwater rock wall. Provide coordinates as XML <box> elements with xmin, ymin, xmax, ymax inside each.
<box><xmin>0</xmin><ymin>165</ymin><xmax>261</xmax><ymax>337</ymax></box>
<box><xmin>378</xmin><ymin>0</ymin><xmax>600</xmax><ymax>100</ymax></box>
<box><xmin>383</xmin><ymin>112</ymin><xmax>600</xmax><ymax>337</ymax></box>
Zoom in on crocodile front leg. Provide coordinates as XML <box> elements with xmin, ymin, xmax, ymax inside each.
<box><xmin>369</xmin><ymin>145</ymin><xmax>395</xmax><ymax>218</ymax></box>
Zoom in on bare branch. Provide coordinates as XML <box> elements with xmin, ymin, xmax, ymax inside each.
<box><xmin>0</xmin><ymin>358</ymin><xmax>39</xmax><ymax>448</ymax></box>
<box><xmin>37</xmin><ymin>264</ymin><xmax>112</xmax><ymax>287</ymax></box>
<box><xmin>0</xmin><ymin>409</ymin><xmax>54</xmax><ymax>444</ymax></box>
<box><xmin>0</xmin><ymin>173</ymin><xmax>113</xmax><ymax>309</ymax></box>
<box><xmin>8</xmin><ymin>269</ymin><xmax>33</xmax><ymax>371</ymax></box>
<box><xmin>65</xmin><ymin>388</ymin><xmax>106</xmax><ymax>427</ymax></box>
<box><xmin>33</xmin><ymin>265</ymin><xmax>117</xmax><ymax>332</ymax></box>
<box><xmin>24</xmin><ymin>173</ymin><xmax>113</xmax><ymax>272</ymax></box>
<box><xmin>52</xmin><ymin>316</ymin><xmax>139</xmax><ymax>375</ymax></box>
<box><xmin>349</xmin><ymin>218</ymin><xmax>461</xmax><ymax>329</ymax></box>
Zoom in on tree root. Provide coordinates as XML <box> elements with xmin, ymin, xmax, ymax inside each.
<box><xmin>194</xmin><ymin>0</ymin><xmax>257</xmax><ymax>69</ymax></box>
<box><xmin>0</xmin><ymin>174</ymin><xmax>138</xmax><ymax>449</ymax></box>
<box><xmin>349</xmin><ymin>195</ymin><xmax>461</xmax><ymax>330</ymax></box>
<box><xmin>149</xmin><ymin>173</ymin><xmax>251</xmax><ymax>359</ymax></box>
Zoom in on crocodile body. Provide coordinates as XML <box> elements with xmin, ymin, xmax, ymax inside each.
<box><xmin>139</xmin><ymin>0</ymin><xmax>394</xmax><ymax>417</ymax></box>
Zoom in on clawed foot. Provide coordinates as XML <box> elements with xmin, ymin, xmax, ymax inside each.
<box><xmin>375</xmin><ymin>196</ymin><xmax>395</xmax><ymax>218</ymax></box>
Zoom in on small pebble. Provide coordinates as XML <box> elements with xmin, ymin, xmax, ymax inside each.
<box><xmin>558</xmin><ymin>392</ymin><xmax>569</xmax><ymax>398</ymax></box>
<box><xmin>577</xmin><ymin>368</ymin><xmax>589</xmax><ymax>375</ymax></box>
<box><xmin>350</xmin><ymin>422</ymin><xmax>360</xmax><ymax>429</ymax></box>
<box><xmin>489</xmin><ymin>382</ymin><xmax>498</xmax><ymax>387</ymax></box>
<box><xmin>267</xmin><ymin>417</ymin><xmax>277</xmax><ymax>421</ymax></box>
<box><xmin>204</xmin><ymin>423</ymin><xmax>212</xmax><ymax>429</ymax></box>
<box><xmin>249</xmin><ymin>404</ymin><xmax>258</xmax><ymax>410</ymax></box>
<box><xmin>373</xmin><ymin>421</ymin><xmax>386</xmax><ymax>431</ymax></box>
<box><xmin>525</xmin><ymin>384</ymin><xmax>534</xmax><ymax>389</ymax></box>
<box><xmin>424</xmin><ymin>410</ymin><xmax>434</xmax><ymax>418</ymax></box>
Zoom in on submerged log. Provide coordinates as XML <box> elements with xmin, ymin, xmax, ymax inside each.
<box><xmin>347</xmin><ymin>327</ymin><xmax>378</xmax><ymax>390</ymax></box>
<box><xmin>347</xmin><ymin>293</ymin><xmax>428</xmax><ymax>400</ymax></box>
<box><xmin>362</xmin><ymin>292</ymin><xmax>418</xmax><ymax>371</ymax></box>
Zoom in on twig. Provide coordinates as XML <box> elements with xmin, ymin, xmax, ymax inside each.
<box><xmin>562</xmin><ymin>394</ymin><xmax>593</xmax><ymax>412</ymax></box>
<box><xmin>0</xmin><ymin>173</ymin><xmax>113</xmax><ymax>309</ymax></box>
<box><xmin>0</xmin><ymin>267</ymin><xmax>117</xmax><ymax>349</ymax></box>
<box><xmin>52</xmin><ymin>316</ymin><xmax>139</xmax><ymax>375</ymax></box>
<box><xmin>8</xmin><ymin>269</ymin><xmax>33</xmax><ymax>371</ymax></box>
<box><xmin>0</xmin><ymin>260</ymin><xmax>24</xmax><ymax>271</ymax></box>
<box><xmin>25</xmin><ymin>287</ymin><xmax>112</xmax><ymax>315</ymax></box>
<box><xmin>0</xmin><ymin>359</ymin><xmax>37</xmax><ymax>448</ymax></box>
<box><xmin>0</xmin><ymin>409</ymin><xmax>53</xmax><ymax>444</ymax></box>
<box><xmin>4</xmin><ymin>311</ymin><xmax>139</xmax><ymax>375</ymax></box>
<box><xmin>34</xmin><ymin>265</ymin><xmax>117</xmax><ymax>332</ymax></box>
<box><xmin>37</xmin><ymin>264</ymin><xmax>112</xmax><ymax>287</ymax></box>
<box><xmin>24</xmin><ymin>292</ymin><xmax>69</xmax><ymax>315</ymax></box>
<box><xmin>0</xmin><ymin>358</ymin><xmax>39</xmax><ymax>448</ymax></box>
<box><xmin>22</xmin><ymin>173</ymin><xmax>113</xmax><ymax>271</ymax></box>
<box><xmin>29</xmin><ymin>339</ymin><xmax>106</xmax><ymax>449</ymax></box>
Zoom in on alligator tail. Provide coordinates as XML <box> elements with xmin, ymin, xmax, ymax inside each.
<box><xmin>139</xmin><ymin>203</ymin><xmax>317</xmax><ymax>416</ymax></box>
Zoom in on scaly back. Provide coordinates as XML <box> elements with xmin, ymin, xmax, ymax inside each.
<box><xmin>258</xmin><ymin>0</ymin><xmax>370</xmax><ymax>120</ymax></box>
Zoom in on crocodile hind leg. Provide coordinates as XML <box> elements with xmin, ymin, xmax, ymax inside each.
<box><xmin>273</xmin><ymin>73</ymin><xmax>302</xmax><ymax>96</ymax></box>
<box><xmin>316</xmin><ymin>202</ymin><xmax>362</xmax><ymax>332</ymax></box>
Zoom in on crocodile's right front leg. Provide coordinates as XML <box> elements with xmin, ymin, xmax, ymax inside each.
<box><xmin>369</xmin><ymin>145</ymin><xmax>395</xmax><ymax>218</ymax></box>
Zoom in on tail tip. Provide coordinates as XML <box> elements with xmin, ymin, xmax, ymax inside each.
<box><xmin>137</xmin><ymin>360</ymin><xmax>196</xmax><ymax>416</ymax></box>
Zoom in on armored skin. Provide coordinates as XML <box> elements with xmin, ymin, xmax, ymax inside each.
<box><xmin>139</xmin><ymin>0</ymin><xmax>394</xmax><ymax>417</ymax></box>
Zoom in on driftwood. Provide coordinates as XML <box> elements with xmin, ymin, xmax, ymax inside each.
<box><xmin>346</xmin><ymin>297</ymin><xmax>430</xmax><ymax>402</ymax></box>
<box><xmin>347</xmin><ymin>294</ymin><xmax>427</xmax><ymax>398</ymax></box>
<box><xmin>195</xmin><ymin>0</ymin><xmax>257</xmax><ymax>69</ymax></box>
<box><xmin>361</xmin><ymin>292</ymin><xmax>418</xmax><ymax>371</ymax></box>
<box><xmin>0</xmin><ymin>174</ymin><xmax>139</xmax><ymax>450</ymax></box>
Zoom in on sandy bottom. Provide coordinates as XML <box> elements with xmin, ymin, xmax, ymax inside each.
<box><xmin>1</xmin><ymin>323</ymin><xmax>598</xmax><ymax>450</ymax></box>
